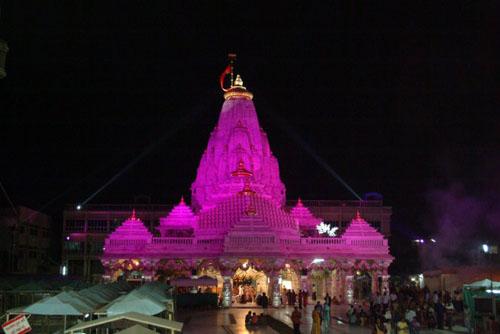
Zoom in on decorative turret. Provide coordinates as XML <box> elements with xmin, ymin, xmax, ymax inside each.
<box><xmin>158</xmin><ymin>197</ymin><xmax>197</xmax><ymax>237</ymax></box>
<box><xmin>191</xmin><ymin>55</ymin><xmax>286</xmax><ymax>210</ymax></box>
<box><xmin>342</xmin><ymin>211</ymin><xmax>384</xmax><ymax>240</ymax></box>
<box><xmin>291</xmin><ymin>198</ymin><xmax>321</xmax><ymax>227</ymax></box>
<box><xmin>106</xmin><ymin>209</ymin><xmax>152</xmax><ymax>242</ymax></box>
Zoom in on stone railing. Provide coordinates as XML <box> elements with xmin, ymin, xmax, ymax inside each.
<box><xmin>105</xmin><ymin>236</ymin><xmax>387</xmax><ymax>255</ymax></box>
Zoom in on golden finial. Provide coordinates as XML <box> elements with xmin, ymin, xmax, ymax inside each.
<box><xmin>233</xmin><ymin>74</ymin><xmax>244</xmax><ymax>87</ymax></box>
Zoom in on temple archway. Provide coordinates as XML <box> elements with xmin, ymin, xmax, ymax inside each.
<box><xmin>232</xmin><ymin>267</ymin><xmax>268</xmax><ymax>305</ymax></box>
<box><xmin>353</xmin><ymin>270</ymin><xmax>372</xmax><ymax>301</ymax></box>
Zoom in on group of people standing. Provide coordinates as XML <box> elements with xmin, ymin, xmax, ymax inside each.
<box><xmin>291</xmin><ymin>293</ymin><xmax>333</xmax><ymax>334</ymax></box>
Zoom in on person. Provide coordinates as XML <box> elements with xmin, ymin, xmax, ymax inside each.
<box><xmin>322</xmin><ymin>301</ymin><xmax>331</xmax><ymax>332</ymax></box>
<box><xmin>435</xmin><ymin>300</ymin><xmax>444</xmax><ymax>329</ymax></box>
<box><xmin>384</xmin><ymin>309</ymin><xmax>392</xmax><ymax>334</ymax></box>
<box><xmin>311</xmin><ymin>306</ymin><xmax>321</xmax><ymax>334</ymax></box>
<box><xmin>410</xmin><ymin>317</ymin><xmax>420</xmax><ymax>334</ymax></box>
<box><xmin>444</xmin><ymin>301</ymin><xmax>454</xmax><ymax>330</ymax></box>
<box><xmin>315</xmin><ymin>301</ymin><xmax>323</xmax><ymax>315</ymax></box>
<box><xmin>374</xmin><ymin>317</ymin><xmax>387</xmax><ymax>334</ymax></box>
<box><xmin>251</xmin><ymin>312</ymin><xmax>259</xmax><ymax>326</ymax></box>
<box><xmin>245</xmin><ymin>311</ymin><xmax>252</xmax><ymax>326</ymax></box>
<box><xmin>359</xmin><ymin>307</ymin><xmax>368</xmax><ymax>326</ymax></box>
<box><xmin>347</xmin><ymin>304</ymin><xmax>357</xmax><ymax>325</ymax></box>
<box><xmin>261</xmin><ymin>292</ymin><xmax>269</xmax><ymax>309</ymax></box>
<box><xmin>303</xmin><ymin>290</ymin><xmax>308</xmax><ymax>308</ymax></box>
<box><xmin>312</xmin><ymin>291</ymin><xmax>317</xmax><ymax>302</ymax></box>
<box><xmin>324</xmin><ymin>293</ymin><xmax>332</xmax><ymax>307</ymax></box>
<box><xmin>396</xmin><ymin>317</ymin><xmax>409</xmax><ymax>334</ymax></box>
<box><xmin>298</xmin><ymin>290</ymin><xmax>303</xmax><ymax>309</ymax></box>
<box><xmin>291</xmin><ymin>306</ymin><xmax>301</xmax><ymax>334</ymax></box>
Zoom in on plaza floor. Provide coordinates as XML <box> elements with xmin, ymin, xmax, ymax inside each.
<box><xmin>179</xmin><ymin>305</ymin><xmax>463</xmax><ymax>334</ymax></box>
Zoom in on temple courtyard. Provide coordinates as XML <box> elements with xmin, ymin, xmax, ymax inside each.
<box><xmin>180</xmin><ymin>305</ymin><xmax>465</xmax><ymax>334</ymax></box>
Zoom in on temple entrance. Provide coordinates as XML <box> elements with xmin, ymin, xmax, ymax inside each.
<box><xmin>353</xmin><ymin>271</ymin><xmax>372</xmax><ymax>301</ymax></box>
<box><xmin>232</xmin><ymin>267</ymin><xmax>268</xmax><ymax>306</ymax></box>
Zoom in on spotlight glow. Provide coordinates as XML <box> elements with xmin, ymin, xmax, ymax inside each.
<box><xmin>76</xmin><ymin>204</ymin><xmax>82</xmax><ymax>210</ymax></box>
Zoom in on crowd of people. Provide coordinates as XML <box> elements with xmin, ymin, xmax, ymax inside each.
<box><xmin>345</xmin><ymin>285</ymin><xmax>467</xmax><ymax>334</ymax></box>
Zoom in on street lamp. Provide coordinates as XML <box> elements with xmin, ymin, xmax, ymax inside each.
<box><xmin>482</xmin><ymin>243</ymin><xmax>497</xmax><ymax>321</ymax></box>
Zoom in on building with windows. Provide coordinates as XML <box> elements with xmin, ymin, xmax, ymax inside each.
<box><xmin>63</xmin><ymin>63</ymin><xmax>393</xmax><ymax>305</ymax></box>
<box><xmin>0</xmin><ymin>206</ymin><xmax>54</xmax><ymax>274</ymax></box>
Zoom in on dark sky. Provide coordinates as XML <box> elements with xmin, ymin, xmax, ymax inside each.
<box><xmin>0</xmin><ymin>1</ymin><xmax>498</xmax><ymax>240</ymax></box>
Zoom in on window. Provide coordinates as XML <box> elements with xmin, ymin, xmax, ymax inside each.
<box><xmin>87</xmin><ymin>220</ymin><xmax>108</xmax><ymax>233</ymax></box>
<box><xmin>64</xmin><ymin>241</ymin><xmax>83</xmax><ymax>254</ymax></box>
<box><xmin>65</xmin><ymin>220</ymin><xmax>85</xmax><ymax>232</ymax></box>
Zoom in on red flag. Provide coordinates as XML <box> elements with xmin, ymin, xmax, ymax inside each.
<box><xmin>219</xmin><ymin>65</ymin><xmax>231</xmax><ymax>92</ymax></box>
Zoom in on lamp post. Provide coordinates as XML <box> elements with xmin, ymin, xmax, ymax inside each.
<box><xmin>482</xmin><ymin>243</ymin><xmax>497</xmax><ymax>321</ymax></box>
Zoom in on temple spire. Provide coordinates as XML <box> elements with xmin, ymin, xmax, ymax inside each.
<box><xmin>131</xmin><ymin>208</ymin><xmax>137</xmax><ymax>220</ymax></box>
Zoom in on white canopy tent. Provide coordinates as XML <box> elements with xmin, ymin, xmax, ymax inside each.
<box><xmin>106</xmin><ymin>291</ymin><xmax>166</xmax><ymax>316</ymax></box>
<box><xmin>463</xmin><ymin>279</ymin><xmax>500</xmax><ymax>289</ymax></box>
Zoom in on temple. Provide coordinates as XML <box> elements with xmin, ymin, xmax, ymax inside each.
<box><xmin>101</xmin><ymin>60</ymin><xmax>393</xmax><ymax>307</ymax></box>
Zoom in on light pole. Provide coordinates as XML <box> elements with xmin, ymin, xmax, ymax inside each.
<box><xmin>482</xmin><ymin>243</ymin><xmax>497</xmax><ymax>321</ymax></box>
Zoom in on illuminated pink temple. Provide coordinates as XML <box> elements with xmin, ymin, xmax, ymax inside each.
<box><xmin>102</xmin><ymin>69</ymin><xmax>393</xmax><ymax>306</ymax></box>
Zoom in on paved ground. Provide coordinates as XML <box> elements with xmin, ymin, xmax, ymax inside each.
<box><xmin>179</xmin><ymin>305</ymin><xmax>464</xmax><ymax>333</ymax></box>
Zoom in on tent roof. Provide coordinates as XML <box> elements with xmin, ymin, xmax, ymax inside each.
<box><xmin>464</xmin><ymin>278</ymin><xmax>500</xmax><ymax>289</ymax></box>
<box><xmin>64</xmin><ymin>312</ymin><xmax>183</xmax><ymax>333</ymax></box>
<box><xmin>24</xmin><ymin>297</ymin><xmax>90</xmax><ymax>315</ymax></box>
<box><xmin>106</xmin><ymin>293</ymin><xmax>166</xmax><ymax>316</ymax></box>
<box><xmin>116</xmin><ymin>324</ymin><xmax>158</xmax><ymax>334</ymax></box>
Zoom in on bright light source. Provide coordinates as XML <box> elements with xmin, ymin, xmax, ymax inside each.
<box><xmin>242</xmin><ymin>261</ymin><xmax>248</xmax><ymax>269</ymax></box>
<box><xmin>61</xmin><ymin>265</ymin><xmax>67</xmax><ymax>276</ymax></box>
<box><xmin>312</xmin><ymin>258</ymin><xmax>325</xmax><ymax>264</ymax></box>
<box><xmin>66</xmin><ymin>236</ymin><xmax>70</xmax><ymax>241</ymax></box>
<box><xmin>316</xmin><ymin>222</ymin><xmax>338</xmax><ymax>237</ymax></box>
<box><xmin>84</xmin><ymin>313</ymin><xmax>90</xmax><ymax>319</ymax></box>
<box><xmin>76</xmin><ymin>204</ymin><xmax>82</xmax><ymax>210</ymax></box>
<box><xmin>420</xmin><ymin>239</ymin><xmax>425</xmax><ymax>244</ymax></box>
<box><xmin>482</xmin><ymin>244</ymin><xmax>489</xmax><ymax>253</ymax></box>
<box><xmin>430</xmin><ymin>238</ymin><xmax>436</xmax><ymax>243</ymax></box>
<box><xmin>486</xmin><ymin>289</ymin><xmax>500</xmax><ymax>294</ymax></box>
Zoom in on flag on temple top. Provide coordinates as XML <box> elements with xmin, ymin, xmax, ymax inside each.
<box><xmin>219</xmin><ymin>65</ymin><xmax>232</xmax><ymax>92</ymax></box>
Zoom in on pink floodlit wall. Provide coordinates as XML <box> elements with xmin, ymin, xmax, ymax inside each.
<box><xmin>191</xmin><ymin>97</ymin><xmax>286</xmax><ymax>211</ymax></box>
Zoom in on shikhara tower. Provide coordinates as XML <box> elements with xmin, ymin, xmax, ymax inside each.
<box><xmin>102</xmin><ymin>57</ymin><xmax>393</xmax><ymax>307</ymax></box>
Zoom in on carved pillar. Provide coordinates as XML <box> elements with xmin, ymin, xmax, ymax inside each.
<box><xmin>267</xmin><ymin>272</ymin><xmax>281</xmax><ymax>308</ymax></box>
<box><xmin>325</xmin><ymin>269</ymin><xmax>333</xmax><ymax>298</ymax></box>
<box><xmin>345</xmin><ymin>273</ymin><xmax>354</xmax><ymax>304</ymax></box>
<box><xmin>222</xmin><ymin>276</ymin><xmax>233</xmax><ymax>308</ymax></box>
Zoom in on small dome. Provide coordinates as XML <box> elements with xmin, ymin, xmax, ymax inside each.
<box><xmin>159</xmin><ymin>197</ymin><xmax>197</xmax><ymax>230</ymax></box>
<box><xmin>107</xmin><ymin>209</ymin><xmax>152</xmax><ymax>241</ymax></box>
<box><xmin>291</xmin><ymin>198</ymin><xmax>321</xmax><ymax>226</ymax></box>
<box><xmin>342</xmin><ymin>211</ymin><xmax>384</xmax><ymax>239</ymax></box>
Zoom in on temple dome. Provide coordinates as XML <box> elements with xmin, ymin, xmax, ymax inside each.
<box><xmin>191</xmin><ymin>77</ymin><xmax>286</xmax><ymax>210</ymax></box>
<box><xmin>290</xmin><ymin>198</ymin><xmax>321</xmax><ymax>227</ymax></box>
<box><xmin>107</xmin><ymin>210</ymin><xmax>152</xmax><ymax>242</ymax></box>
<box><xmin>158</xmin><ymin>197</ymin><xmax>197</xmax><ymax>236</ymax></box>
<box><xmin>342</xmin><ymin>211</ymin><xmax>384</xmax><ymax>240</ymax></box>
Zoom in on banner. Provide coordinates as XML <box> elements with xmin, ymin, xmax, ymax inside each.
<box><xmin>2</xmin><ymin>314</ymin><xmax>31</xmax><ymax>334</ymax></box>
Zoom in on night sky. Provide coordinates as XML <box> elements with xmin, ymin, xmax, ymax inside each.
<box><xmin>0</xmin><ymin>1</ymin><xmax>498</xmax><ymax>256</ymax></box>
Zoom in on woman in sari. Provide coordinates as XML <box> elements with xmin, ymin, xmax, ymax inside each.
<box><xmin>322</xmin><ymin>301</ymin><xmax>331</xmax><ymax>332</ymax></box>
<box><xmin>311</xmin><ymin>307</ymin><xmax>322</xmax><ymax>334</ymax></box>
